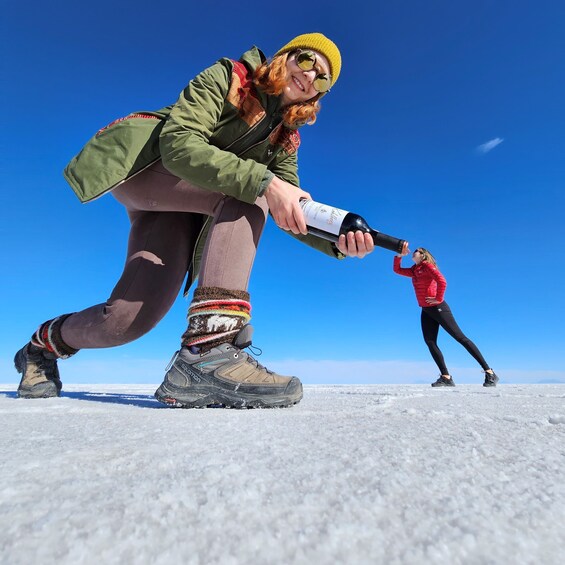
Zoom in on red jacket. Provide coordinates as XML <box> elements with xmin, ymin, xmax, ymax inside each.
<box><xmin>393</xmin><ymin>256</ymin><xmax>447</xmax><ymax>307</ymax></box>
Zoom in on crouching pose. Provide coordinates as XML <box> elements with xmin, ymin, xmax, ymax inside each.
<box><xmin>15</xmin><ymin>33</ymin><xmax>377</xmax><ymax>407</ymax></box>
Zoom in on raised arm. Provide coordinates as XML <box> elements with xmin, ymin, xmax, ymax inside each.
<box><xmin>393</xmin><ymin>255</ymin><xmax>414</xmax><ymax>277</ymax></box>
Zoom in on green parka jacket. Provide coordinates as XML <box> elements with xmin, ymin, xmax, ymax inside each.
<box><xmin>63</xmin><ymin>47</ymin><xmax>342</xmax><ymax>289</ymax></box>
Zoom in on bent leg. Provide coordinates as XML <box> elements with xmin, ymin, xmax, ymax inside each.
<box><xmin>199</xmin><ymin>194</ymin><xmax>269</xmax><ymax>290</ymax></box>
<box><xmin>112</xmin><ymin>160</ymin><xmax>269</xmax><ymax>291</ymax></box>
<box><xmin>61</xmin><ymin>210</ymin><xmax>201</xmax><ymax>349</ymax></box>
<box><xmin>182</xmin><ymin>195</ymin><xmax>269</xmax><ymax>349</ymax></box>
<box><xmin>113</xmin><ymin>161</ymin><xmax>269</xmax><ymax>290</ymax></box>
<box><xmin>112</xmin><ymin>161</ymin><xmax>223</xmax><ymax>214</ymax></box>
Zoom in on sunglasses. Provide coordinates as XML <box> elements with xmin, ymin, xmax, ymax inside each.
<box><xmin>294</xmin><ymin>50</ymin><xmax>332</xmax><ymax>93</ymax></box>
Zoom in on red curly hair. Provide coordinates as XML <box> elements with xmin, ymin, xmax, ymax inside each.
<box><xmin>253</xmin><ymin>52</ymin><xmax>321</xmax><ymax>127</ymax></box>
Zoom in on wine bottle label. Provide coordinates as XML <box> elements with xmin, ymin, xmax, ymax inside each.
<box><xmin>299</xmin><ymin>200</ymin><xmax>348</xmax><ymax>237</ymax></box>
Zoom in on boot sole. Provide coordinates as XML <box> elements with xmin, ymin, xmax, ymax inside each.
<box><xmin>17</xmin><ymin>386</ymin><xmax>59</xmax><ymax>399</ymax></box>
<box><xmin>154</xmin><ymin>381</ymin><xmax>302</xmax><ymax>409</ymax></box>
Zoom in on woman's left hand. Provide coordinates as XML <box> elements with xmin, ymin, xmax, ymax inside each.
<box><xmin>337</xmin><ymin>231</ymin><xmax>375</xmax><ymax>258</ymax></box>
<box><xmin>425</xmin><ymin>297</ymin><xmax>441</xmax><ymax>305</ymax></box>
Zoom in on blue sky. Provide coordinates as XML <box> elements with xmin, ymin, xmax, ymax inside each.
<box><xmin>2</xmin><ymin>0</ymin><xmax>564</xmax><ymax>384</ymax></box>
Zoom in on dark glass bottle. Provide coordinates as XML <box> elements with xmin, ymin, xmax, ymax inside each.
<box><xmin>300</xmin><ymin>199</ymin><xmax>408</xmax><ymax>254</ymax></box>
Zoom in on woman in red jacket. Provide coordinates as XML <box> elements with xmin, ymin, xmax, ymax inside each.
<box><xmin>393</xmin><ymin>247</ymin><xmax>499</xmax><ymax>387</ymax></box>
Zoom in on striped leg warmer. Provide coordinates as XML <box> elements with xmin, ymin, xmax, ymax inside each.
<box><xmin>31</xmin><ymin>314</ymin><xmax>79</xmax><ymax>359</ymax></box>
<box><xmin>182</xmin><ymin>287</ymin><xmax>251</xmax><ymax>352</ymax></box>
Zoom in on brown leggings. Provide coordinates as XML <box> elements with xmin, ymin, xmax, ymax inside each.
<box><xmin>60</xmin><ymin>161</ymin><xmax>268</xmax><ymax>350</ymax></box>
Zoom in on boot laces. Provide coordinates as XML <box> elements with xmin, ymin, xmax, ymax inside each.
<box><xmin>230</xmin><ymin>343</ymin><xmax>273</xmax><ymax>374</ymax></box>
<box><xmin>35</xmin><ymin>361</ymin><xmax>55</xmax><ymax>378</ymax></box>
<box><xmin>27</xmin><ymin>349</ymin><xmax>58</xmax><ymax>380</ymax></box>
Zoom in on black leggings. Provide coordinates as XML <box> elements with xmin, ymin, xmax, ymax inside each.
<box><xmin>421</xmin><ymin>301</ymin><xmax>489</xmax><ymax>375</ymax></box>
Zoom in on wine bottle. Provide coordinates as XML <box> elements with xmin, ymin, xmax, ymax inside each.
<box><xmin>299</xmin><ymin>199</ymin><xmax>408</xmax><ymax>254</ymax></box>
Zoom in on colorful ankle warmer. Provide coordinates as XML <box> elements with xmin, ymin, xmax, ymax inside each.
<box><xmin>31</xmin><ymin>314</ymin><xmax>79</xmax><ymax>359</ymax></box>
<box><xmin>182</xmin><ymin>287</ymin><xmax>251</xmax><ymax>352</ymax></box>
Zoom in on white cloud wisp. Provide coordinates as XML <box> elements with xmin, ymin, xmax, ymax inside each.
<box><xmin>476</xmin><ymin>137</ymin><xmax>504</xmax><ymax>154</ymax></box>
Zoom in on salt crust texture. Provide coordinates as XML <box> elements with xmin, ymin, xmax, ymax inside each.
<box><xmin>1</xmin><ymin>384</ymin><xmax>564</xmax><ymax>564</ymax></box>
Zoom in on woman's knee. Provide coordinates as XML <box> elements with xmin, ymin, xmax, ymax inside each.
<box><xmin>212</xmin><ymin>195</ymin><xmax>269</xmax><ymax>247</ymax></box>
<box><xmin>102</xmin><ymin>300</ymin><xmax>162</xmax><ymax>345</ymax></box>
<box><xmin>217</xmin><ymin>195</ymin><xmax>268</xmax><ymax>225</ymax></box>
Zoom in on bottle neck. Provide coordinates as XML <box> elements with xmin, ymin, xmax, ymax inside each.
<box><xmin>370</xmin><ymin>229</ymin><xmax>406</xmax><ymax>254</ymax></box>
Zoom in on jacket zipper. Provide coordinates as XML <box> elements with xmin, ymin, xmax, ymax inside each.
<box><xmin>230</xmin><ymin>116</ymin><xmax>281</xmax><ymax>157</ymax></box>
<box><xmin>223</xmin><ymin>93</ymin><xmax>282</xmax><ymax>155</ymax></box>
<box><xmin>222</xmin><ymin>117</ymin><xmax>265</xmax><ymax>153</ymax></box>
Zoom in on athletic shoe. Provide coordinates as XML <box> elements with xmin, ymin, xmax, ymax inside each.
<box><xmin>14</xmin><ymin>343</ymin><xmax>62</xmax><ymax>398</ymax></box>
<box><xmin>155</xmin><ymin>325</ymin><xmax>303</xmax><ymax>408</ymax></box>
<box><xmin>431</xmin><ymin>375</ymin><xmax>456</xmax><ymax>387</ymax></box>
<box><xmin>483</xmin><ymin>371</ymin><xmax>499</xmax><ymax>387</ymax></box>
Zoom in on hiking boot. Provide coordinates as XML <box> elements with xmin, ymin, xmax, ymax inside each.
<box><xmin>155</xmin><ymin>325</ymin><xmax>303</xmax><ymax>408</ymax></box>
<box><xmin>15</xmin><ymin>343</ymin><xmax>62</xmax><ymax>398</ymax></box>
<box><xmin>483</xmin><ymin>371</ymin><xmax>499</xmax><ymax>387</ymax></box>
<box><xmin>431</xmin><ymin>375</ymin><xmax>456</xmax><ymax>387</ymax></box>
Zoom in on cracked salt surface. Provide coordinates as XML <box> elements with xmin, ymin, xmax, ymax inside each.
<box><xmin>1</xmin><ymin>384</ymin><xmax>564</xmax><ymax>565</ymax></box>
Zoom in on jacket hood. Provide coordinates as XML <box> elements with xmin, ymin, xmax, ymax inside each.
<box><xmin>239</xmin><ymin>46</ymin><xmax>267</xmax><ymax>70</ymax></box>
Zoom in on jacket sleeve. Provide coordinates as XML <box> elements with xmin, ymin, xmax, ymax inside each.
<box><xmin>159</xmin><ymin>59</ymin><xmax>272</xmax><ymax>204</ymax></box>
<box><xmin>393</xmin><ymin>256</ymin><xmax>413</xmax><ymax>277</ymax></box>
<box><xmin>267</xmin><ymin>150</ymin><xmax>299</xmax><ymax>187</ymax></box>
<box><xmin>424</xmin><ymin>263</ymin><xmax>447</xmax><ymax>301</ymax></box>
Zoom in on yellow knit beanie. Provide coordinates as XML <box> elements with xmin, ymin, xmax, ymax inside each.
<box><xmin>274</xmin><ymin>32</ymin><xmax>342</xmax><ymax>86</ymax></box>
